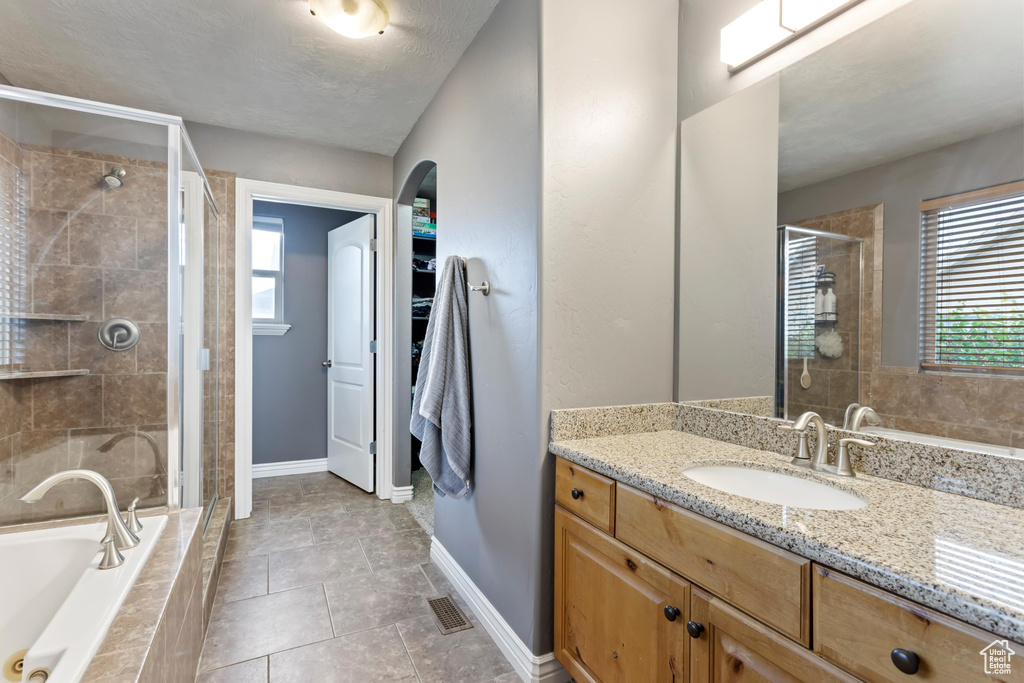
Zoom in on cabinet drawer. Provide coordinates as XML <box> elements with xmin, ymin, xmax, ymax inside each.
<box><xmin>555</xmin><ymin>507</ymin><xmax>689</xmax><ymax>683</ymax></box>
<box><xmin>555</xmin><ymin>458</ymin><xmax>616</xmax><ymax>534</ymax></box>
<box><xmin>690</xmin><ymin>587</ymin><xmax>857</xmax><ymax>683</ymax></box>
<box><xmin>813</xmin><ymin>565</ymin><xmax>1024</xmax><ymax>682</ymax></box>
<box><xmin>615</xmin><ymin>483</ymin><xmax>811</xmax><ymax>645</ymax></box>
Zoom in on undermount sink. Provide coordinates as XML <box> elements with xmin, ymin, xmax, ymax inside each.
<box><xmin>683</xmin><ymin>465</ymin><xmax>868</xmax><ymax>510</ymax></box>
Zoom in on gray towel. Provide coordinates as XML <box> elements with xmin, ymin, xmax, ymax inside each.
<box><xmin>411</xmin><ymin>255</ymin><xmax>472</xmax><ymax>498</ymax></box>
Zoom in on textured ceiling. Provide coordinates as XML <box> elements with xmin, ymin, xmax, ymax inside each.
<box><xmin>779</xmin><ymin>0</ymin><xmax>1024</xmax><ymax>192</ymax></box>
<box><xmin>0</xmin><ymin>0</ymin><xmax>499</xmax><ymax>155</ymax></box>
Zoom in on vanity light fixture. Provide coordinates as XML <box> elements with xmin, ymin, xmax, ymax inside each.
<box><xmin>309</xmin><ymin>0</ymin><xmax>389</xmax><ymax>38</ymax></box>
<box><xmin>721</xmin><ymin>0</ymin><xmax>862</xmax><ymax>71</ymax></box>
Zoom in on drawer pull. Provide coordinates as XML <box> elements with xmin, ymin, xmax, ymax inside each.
<box><xmin>891</xmin><ymin>649</ymin><xmax>920</xmax><ymax>675</ymax></box>
<box><xmin>570</xmin><ymin>488</ymin><xmax>584</xmax><ymax>500</ymax></box>
<box><xmin>686</xmin><ymin>620</ymin><xmax>705</xmax><ymax>638</ymax></box>
<box><xmin>663</xmin><ymin>605</ymin><xmax>681</xmax><ymax>622</ymax></box>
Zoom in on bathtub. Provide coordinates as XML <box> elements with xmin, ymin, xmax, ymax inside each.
<box><xmin>862</xmin><ymin>425</ymin><xmax>1023</xmax><ymax>459</ymax></box>
<box><xmin>0</xmin><ymin>515</ymin><xmax>167</xmax><ymax>682</ymax></box>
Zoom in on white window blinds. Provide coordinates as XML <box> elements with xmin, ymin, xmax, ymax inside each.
<box><xmin>785</xmin><ymin>235</ymin><xmax>817</xmax><ymax>360</ymax></box>
<box><xmin>919</xmin><ymin>181</ymin><xmax>1024</xmax><ymax>374</ymax></box>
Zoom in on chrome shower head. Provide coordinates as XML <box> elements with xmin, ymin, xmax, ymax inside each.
<box><xmin>103</xmin><ymin>166</ymin><xmax>126</xmax><ymax>188</ymax></box>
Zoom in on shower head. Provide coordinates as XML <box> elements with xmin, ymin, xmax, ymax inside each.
<box><xmin>103</xmin><ymin>166</ymin><xmax>127</xmax><ymax>188</ymax></box>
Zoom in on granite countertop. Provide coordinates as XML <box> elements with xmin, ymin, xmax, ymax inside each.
<box><xmin>550</xmin><ymin>429</ymin><xmax>1024</xmax><ymax>643</ymax></box>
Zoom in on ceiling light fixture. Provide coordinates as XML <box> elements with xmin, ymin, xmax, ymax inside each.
<box><xmin>309</xmin><ymin>0</ymin><xmax>389</xmax><ymax>39</ymax></box>
<box><xmin>721</xmin><ymin>0</ymin><xmax>862</xmax><ymax>71</ymax></box>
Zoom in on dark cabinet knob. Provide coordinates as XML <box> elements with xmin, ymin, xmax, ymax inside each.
<box><xmin>891</xmin><ymin>649</ymin><xmax>920</xmax><ymax>675</ymax></box>
<box><xmin>570</xmin><ymin>488</ymin><xmax>583</xmax><ymax>500</ymax></box>
<box><xmin>663</xmin><ymin>606</ymin><xmax>681</xmax><ymax>622</ymax></box>
<box><xmin>686</xmin><ymin>621</ymin><xmax>705</xmax><ymax>638</ymax></box>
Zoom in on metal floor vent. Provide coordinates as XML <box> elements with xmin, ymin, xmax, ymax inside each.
<box><xmin>426</xmin><ymin>594</ymin><xmax>474</xmax><ymax>635</ymax></box>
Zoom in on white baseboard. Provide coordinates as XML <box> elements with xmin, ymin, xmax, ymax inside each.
<box><xmin>430</xmin><ymin>537</ymin><xmax>569</xmax><ymax>683</ymax></box>
<box><xmin>391</xmin><ymin>484</ymin><xmax>414</xmax><ymax>503</ymax></box>
<box><xmin>251</xmin><ymin>457</ymin><xmax>328</xmax><ymax>479</ymax></box>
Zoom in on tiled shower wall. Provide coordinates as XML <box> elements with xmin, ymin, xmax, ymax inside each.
<box><xmin>791</xmin><ymin>204</ymin><xmax>1024</xmax><ymax>448</ymax></box>
<box><xmin>0</xmin><ymin>121</ymin><xmax>238</xmax><ymax>525</ymax></box>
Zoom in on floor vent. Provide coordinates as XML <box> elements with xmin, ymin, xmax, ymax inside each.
<box><xmin>425</xmin><ymin>594</ymin><xmax>474</xmax><ymax>635</ymax></box>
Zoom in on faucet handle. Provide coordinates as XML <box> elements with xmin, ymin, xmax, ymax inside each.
<box><xmin>778</xmin><ymin>424</ymin><xmax>801</xmax><ymax>433</ymax></box>
<box><xmin>126</xmin><ymin>497</ymin><xmax>143</xmax><ymax>534</ymax></box>
<box><xmin>99</xmin><ymin>533</ymin><xmax>125</xmax><ymax>570</ymax></box>
<box><xmin>836</xmin><ymin>438</ymin><xmax>875</xmax><ymax>477</ymax></box>
<box><xmin>779</xmin><ymin>423</ymin><xmax>812</xmax><ymax>464</ymax></box>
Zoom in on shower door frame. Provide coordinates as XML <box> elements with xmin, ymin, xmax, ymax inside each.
<box><xmin>0</xmin><ymin>84</ymin><xmax>218</xmax><ymax>515</ymax></box>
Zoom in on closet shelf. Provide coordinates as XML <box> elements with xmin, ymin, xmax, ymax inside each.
<box><xmin>412</xmin><ymin>316</ymin><xmax>430</xmax><ymax>321</ymax></box>
<box><xmin>0</xmin><ymin>369</ymin><xmax>90</xmax><ymax>381</ymax></box>
<box><xmin>0</xmin><ymin>312</ymin><xmax>90</xmax><ymax>322</ymax></box>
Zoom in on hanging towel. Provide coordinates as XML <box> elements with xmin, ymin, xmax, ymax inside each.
<box><xmin>411</xmin><ymin>255</ymin><xmax>472</xmax><ymax>498</ymax></box>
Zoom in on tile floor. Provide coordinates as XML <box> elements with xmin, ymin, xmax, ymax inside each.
<box><xmin>195</xmin><ymin>472</ymin><xmax>516</xmax><ymax>683</ymax></box>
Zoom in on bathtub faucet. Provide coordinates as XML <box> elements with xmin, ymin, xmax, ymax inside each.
<box><xmin>21</xmin><ymin>469</ymin><xmax>140</xmax><ymax>556</ymax></box>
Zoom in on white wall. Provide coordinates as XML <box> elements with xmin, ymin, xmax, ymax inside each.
<box><xmin>540</xmin><ymin>0</ymin><xmax>679</xmax><ymax>412</ymax></box>
<box><xmin>186</xmin><ymin>121</ymin><xmax>393</xmax><ymax>198</ymax></box>
<box><xmin>677</xmin><ymin>76</ymin><xmax>779</xmax><ymax>400</ymax></box>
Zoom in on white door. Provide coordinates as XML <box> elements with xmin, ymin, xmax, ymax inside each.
<box><xmin>327</xmin><ymin>215</ymin><xmax>375</xmax><ymax>491</ymax></box>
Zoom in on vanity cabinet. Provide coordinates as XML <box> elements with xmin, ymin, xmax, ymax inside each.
<box><xmin>553</xmin><ymin>456</ymin><xmax>1022</xmax><ymax>683</ymax></box>
<box><xmin>554</xmin><ymin>507</ymin><xmax>689</xmax><ymax>682</ymax></box>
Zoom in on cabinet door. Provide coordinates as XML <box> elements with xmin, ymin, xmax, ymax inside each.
<box><xmin>690</xmin><ymin>587</ymin><xmax>858</xmax><ymax>683</ymax></box>
<box><xmin>554</xmin><ymin>507</ymin><xmax>689</xmax><ymax>683</ymax></box>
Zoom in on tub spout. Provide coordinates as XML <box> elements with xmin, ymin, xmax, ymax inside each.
<box><xmin>21</xmin><ymin>469</ymin><xmax>140</xmax><ymax>551</ymax></box>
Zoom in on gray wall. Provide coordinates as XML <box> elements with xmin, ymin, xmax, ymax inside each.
<box><xmin>392</xmin><ymin>0</ymin><xmax>545</xmax><ymax>654</ymax></box>
<box><xmin>678</xmin><ymin>76</ymin><xmax>780</xmax><ymax>400</ymax></box>
<box><xmin>779</xmin><ymin>124</ymin><xmax>1024</xmax><ymax>367</ymax></box>
<box><xmin>186</xmin><ymin>121</ymin><xmax>393</xmax><ymax>198</ymax></box>
<box><xmin>540</xmin><ymin>0</ymin><xmax>679</xmax><ymax>411</ymax></box>
<box><xmin>251</xmin><ymin>201</ymin><xmax>364</xmax><ymax>465</ymax></box>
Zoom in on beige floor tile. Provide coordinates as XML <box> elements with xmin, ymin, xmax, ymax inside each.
<box><xmin>324</xmin><ymin>565</ymin><xmax>438</xmax><ymax>636</ymax></box>
<box><xmin>359</xmin><ymin>530</ymin><xmax>431</xmax><ymax>572</ymax></box>
<box><xmin>418</xmin><ymin>563</ymin><xmax>479</xmax><ymax>625</ymax></box>
<box><xmin>382</xmin><ymin>505</ymin><xmax>420</xmax><ymax>532</ymax></box>
<box><xmin>199</xmin><ymin>585</ymin><xmax>334</xmax><ymax>672</ymax></box>
<box><xmin>269</xmin><ymin>624</ymin><xmax>418</xmax><ymax>682</ymax></box>
<box><xmin>298</xmin><ymin>471</ymin><xmax>363</xmax><ymax>496</ymax></box>
<box><xmin>268</xmin><ymin>539</ymin><xmax>371</xmax><ymax>592</ymax></box>
<box><xmin>235</xmin><ymin>500</ymin><xmax>270</xmax><ymax>526</ymax></box>
<box><xmin>398</xmin><ymin>614</ymin><xmax>514</xmax><ymax>683</ymax></box>
<box><xmin>268</xmin><ymin>492</ymin><xmax>350</xmax><ymax>523</ymax></box>
<box><xmin>492</xmin><ymin>674</ymin><xmax>521</xmax><ymax>683</ymax></box>
<box><xmin>309</xmin><ymin>509</ymin><xmax>397</xmax><ymax>544</ymax></box>
<box><xmin>252</xmin><ymin>476</ymin><xmax>303</xmax><ymax>502</ymax></box>
<box><xmin>338</xmin><ymin>486</ymin><xmax>392</xmax><ymax>510</ymax></box>
<box><xmin>224</xmin><ymin>519</ymin><xmax>313</xmax><ymax>560</ymax></box>
<box><xmin>216</xmin><ymin>555</ymin><xmax>269</xmax><ymax>604</ymax></box>
<box><xmin>196</xmin><ymin>657</ymin><xmax>268</xmax><ymax>682</ymax></box>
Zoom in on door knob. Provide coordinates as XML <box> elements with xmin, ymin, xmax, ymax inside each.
<box><xmin>664</xmin><ymin>606</ymin><xmax>681</xmax><ymax>622</ymax></box>
<box><xmin>322</xmin><ymin>360</ymin><xmax>333</xmax><ymax>367</ymax></box>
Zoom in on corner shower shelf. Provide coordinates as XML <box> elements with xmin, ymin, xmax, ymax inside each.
<box><xmin>0</xmin><ymin>312</ymin><xmax>90</xmax><ymax>322</ymax></box>
<box><xmin>0</xmin><ymin>369</ymin><xmax>90</xmax><ymax>381</ymax></box>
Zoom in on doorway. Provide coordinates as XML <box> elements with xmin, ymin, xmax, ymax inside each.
<box><xmin>234</xmin><ymin>179</ymin><xmax>394</xmax><ymax>520</ymax></box>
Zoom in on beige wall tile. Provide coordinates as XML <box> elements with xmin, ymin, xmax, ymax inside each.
<box><xmin>70</xmin><ymin>321</ymin><xmax>136</xmax><ymax>374</ymax></box>
<box><xmin>29</xmin><ymin>152</ymin><xmax>105</xmax><ymax>213</ymax></box>
<box><xmin>28</xmin><ymin>209</ymin><xmax>69</xmax><ymax>266</ymax></box>
<box><xmin>32</xmin><ymin>375</ymin><xmax>103</xmax><ymax>429</ymax></box>
<box><xmin>69</xmin><ymin>213</ymin><xmax>137</xmax><ymax>268</ymax></box>
<box><xmin>32</xmin><ymin>265</ymin><xmax>103</xmax><ymax>317</ymax></box>
<box><xmin>104</xmin><ymin>373</ymin><xmax>167</xmax><ymax>426</ymax></box>
<box><xmin>103</xmin><ymin>165</ymin><xmax>168</xmax><ymax>221</ymax></box>
<box><xmin>103</xmin><ymin>269</ymin><xmax>168</xmax><ymax>323</ymax></box>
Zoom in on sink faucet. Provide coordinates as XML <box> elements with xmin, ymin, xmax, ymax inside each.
<box><xmin>21</xmin><ymin>469</ymin><xmax>140</xmax><ymax>553</ymax></box>
<box><xmin>845</xmin><ymin>405</ymin><xmax>882</xmax><ymax>433</ymax></box>
<box><xmin>779</xmin><ymin>411</ymin><xmax>830</xmax><ymax>469</ymax></box>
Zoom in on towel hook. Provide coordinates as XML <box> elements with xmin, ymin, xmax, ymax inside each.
<box><xmin>459</xmin><ymin>257</ymin><xmax>491</xmax><ymax>296</ymax></box>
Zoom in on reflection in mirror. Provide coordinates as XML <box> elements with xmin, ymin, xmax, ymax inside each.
<box><xmin>679</xmin><ymin>0</ymin><xmax>1023</xmax><ymax>453</ymax></box>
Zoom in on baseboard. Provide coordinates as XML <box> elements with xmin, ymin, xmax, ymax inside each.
<box><xmin>430</xmin><ymin>537</ymin><xmax>570</xmax><ymax>683</ymax></box>
<box><xmin>391</xmin><ymin>484</ymin><xmax>414</xmax><ymax>503</ymax></box>
<box><xmin>251</xmin><ymin>458</ymin><xmax>328</xmax><ymax>479</ymax></box>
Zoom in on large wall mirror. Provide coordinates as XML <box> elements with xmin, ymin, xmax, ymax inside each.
<box><xmin>678</xmin><ymin>0</ymin><xmax>1023</xmax><ymax>454</ymax></box>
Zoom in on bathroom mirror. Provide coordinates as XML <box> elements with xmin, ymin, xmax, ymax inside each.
<box><xmin>677</xmin><ymin>0</ymin><xmax>1024</xmax><ymax>453</ymax></box>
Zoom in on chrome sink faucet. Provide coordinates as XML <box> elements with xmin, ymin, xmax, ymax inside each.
<box><xmin>21</xmin><ymin>469</ymin><xmax>140</xmax><ymax>568</ymax></box>
<box><xmin>780</xmin><ymin>412</ymin><xmax>874</xmax><ymax>477</ymax></box>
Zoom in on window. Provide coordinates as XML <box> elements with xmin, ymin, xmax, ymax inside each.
<box><xmin>252</xmin><ymin>216</ymin><xmax>284</xmax><ymax>324</ymax></box>
<box><xmin>920</xmin><ymin>181</ymin><xmax>1024</xmax><ymax>374</ymax></box>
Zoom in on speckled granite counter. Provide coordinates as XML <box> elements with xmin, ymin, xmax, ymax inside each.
<box><xmin>550</xmin><ymin>429</ymin><xmax>1024</xmax><ymax>643</ymax></box>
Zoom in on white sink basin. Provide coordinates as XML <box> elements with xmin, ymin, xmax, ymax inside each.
<box><xmin>683</xmin><ymin>465</ymin><xmax>867</xmax><ymax>510</ymax></box>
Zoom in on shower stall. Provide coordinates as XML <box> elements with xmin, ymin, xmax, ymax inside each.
<box><xmin>776</xmin><ymin>225</ymin><xmax>863</xmax><ymax>426</ymax></box>
<box><xmin>0</xmin><ymin>85</ymin><xmax>220</xmax><ymax>529</ymax></box>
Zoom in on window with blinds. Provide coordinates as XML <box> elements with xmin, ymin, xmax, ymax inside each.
<box><xmin>919</xmin><ymin>181</ymin><xmax>1024</xmax><ymax>374</ymax></box>
<box><xmin>785</xmin><ymin>235</ymin><xmax>817</xmax><ymax>360</ymax></box>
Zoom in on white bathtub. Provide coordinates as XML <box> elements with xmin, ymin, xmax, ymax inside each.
<box><xmin>0</xmin><ymin>515</ymin><xmax>167</xmax><ymax>682</ymax></box>
<box><xmin>862</xmin><ymin>425</ymin><xmax>1023</xmax><ymax>459</ymax></box>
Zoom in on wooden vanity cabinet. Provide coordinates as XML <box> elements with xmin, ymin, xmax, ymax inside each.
<box><xmin>689</xmin><ymin>587</ymin><xmax>858</xmax><ymax>683</ymax></box>
<box><xmin>554</xmin><ymin>507</ymin><xmax>690</xmax><ymax>682</ymax></box>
